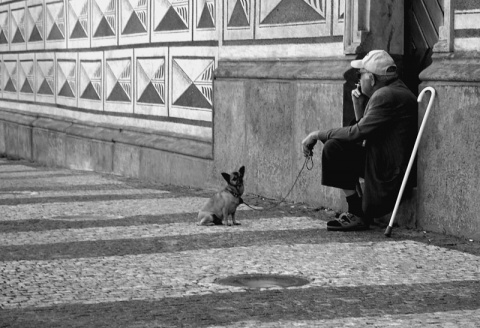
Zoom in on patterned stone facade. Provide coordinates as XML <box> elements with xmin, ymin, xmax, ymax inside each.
<box><xmin>0</xmin><ymin>0</ymin><xmax>346</xmax><ymax>138</ymax></box>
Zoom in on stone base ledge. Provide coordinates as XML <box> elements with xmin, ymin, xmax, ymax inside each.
<box><xmin>0</xmin><ymin>108</ymin><xmax>213</xmax><ymax>188</ymax></box>
<box><xmin>0</xmin><ymin>108</ymin><xmax>212</xmax><ymax>160</ymax></box>
<box><xmin>420</xmin><ymin>53</ymin><xmax>480</xmax><ymax>82</ymax></box>
<box><xmin>215</xmin><ymin>58</ymin><xmax>353</xmax><ymax>80</ymax></box>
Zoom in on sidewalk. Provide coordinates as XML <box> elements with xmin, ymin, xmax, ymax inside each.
<box><xmin>0</xmin><ymin>157</ymin><xmax>479</xmax><ymax>328</ymax></box>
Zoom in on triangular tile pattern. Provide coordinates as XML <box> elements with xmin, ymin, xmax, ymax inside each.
<box><xmin>29</xmin><ymin>25</ymin><xmax>43</xmax><ymax>42</ymax></box>
<box><xmin>94</xmin><ymin>16</ymin><xmax>115</xmax><ymax>37</ymax></box>
<box><xmin>0</xmin><ymin>11</ymin><xmax>8</xmax><ymax>45</ymax></box>
<box><xmin>261</xmin><ymin>0</ymin><xmax>324</xmax><ymax>25</ymax></box>
<box><xmin>155</xmin><ymin>6</ymin><xmax>188</xmax><ymax>31</ymax></box>
<box><xmin>122</xmin><ymin>0</ymin><xmax>147</xmax><ymax>35</ymax></box>
<box><xmin>4</xmin><ymin>78</ymin><xmax>16</xmax><ymax>92</ymax></box>
<box><xmin>138</xmin><ymin>82</ymin><xmax>164</xmax><ymax>104</ymax></box>
<box><xmin>11</xmin><ymin>9</ymin><xmax>26</xmax><ymax>44</ymax></box>
<box><xmin>81</xmin><ymin>82</ymin><xmax>101</xmax><ymax>100</ymax></box>
<box><xmin>80</xmin><ymin>61</ymin><xmax>102</xmax><ymax>101</ymax></box>
<box><xmin>58</xmin><ymin>81</ymin><xmax>75</xmax><ymax>98</ymax></box>
<box><xmin>4</xmin><ymin>61</ymin><xmax>18</xmax><ymax>93</ymax></box>
<box><xmin>0</xmin><ymin>30</ymin><xmax>8</xmax><ymax>44</ymax></box>
<box><xmin>197</xmin><ymin>2</ymin><xmax>214</xmax><ymax>29</ymax></box>
<box><xmin>136</xmin><ymin>59</ymin><xmax>164</xmax><ymax>105</ymax></box>
<box><xmin>228</xmin><ymin>0</ymin><xmax>249</xmax><ymax>27</ymax></box>
<box><xmin>123</xmin><ymin>11</ymin><xmax>146</xmax><ymax>34</ymax></box>
<box><xmin>37</xmin><ymin>61</ymin><xmax>55</xmax><ymax>95</ymax></box>
<box><xmin>19</xmin><ymin>62</ymin><xmax>34</xmax><ymax>94</ymax></box>
<box><xmin>93</xmin><ymin>0</ymin><xmax>116</xmax><ymax>38</ymax></box>
<box><xmin>20</xmin><ymin>79</ymin><xmax>34</xmax><ymax>93</ymax></box>
<box><xmin>174</xmin><ymin>84</ymin><xmax>211</xmax><ymax>109</ymax></box>
<box><xmin>70</xmin><ymin>20</ymin><xmax>88</xmax><ymax>39</ymax></box>
<box><xmin>28</xmin><ymin>4</ymin><xmax>44</xmax><ymax>42</ymax></box>
<box><xmin>38</xmin><ymin>79</ymin><xmax>54</xmax><ymax>95</ymax></box>
<box><xmin>69</xmin><ymin>0</ymin><xmax>88</xmax><ymax>39</ymax></box>
<box><xmin>173</xmin><ymin>59</ymin><xmax>213</xmax><ymax>109</ymax></box>
<box><xmin>46</xmin><ymin>2</ymin><xmax>65</xmax><ymax>41</ymax></box>
<box><xmin>48</xmin><ymin>23</ymin><xmax>64</xmax><ymax>40</ymax></box>
<box><xmin>57</xmin><ymin>61</ymin><xmax>76</xmax><ymax>98</ymax></box>
<box><xmin>11</xmin><ymin>29</ymin><xmax>25</xmax><ymax>44</ymax></box>
<box><xmin>107</xmin><ymin>82</ymin><xmax>130</xmax><ymax>102</ymax></box>
<box><xmin>106</xmin><ymin>59</ymin><xmax>131</xmax><ymax>102</ymax></box>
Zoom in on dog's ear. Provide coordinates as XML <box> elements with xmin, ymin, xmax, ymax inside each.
<box><xmin>239</xmin><ymin>166</ymin><xmax>245</xmax><ymax>177</ymax></box>
<box><xmin>221</xmin><ymin>172</ymin><xmax>231</xmax><ymax>183</ymax></box>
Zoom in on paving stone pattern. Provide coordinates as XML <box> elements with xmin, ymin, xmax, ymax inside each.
<box><xmin>0</xmin><ymin>158</ymin><xmax>479</xmax><ymax>328</ymax></box>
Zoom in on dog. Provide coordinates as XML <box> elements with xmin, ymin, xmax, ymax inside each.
<box><xmin>198</xmin><ymin>166</ymin><xmax>245</xmax><ymax>226</ymax></box>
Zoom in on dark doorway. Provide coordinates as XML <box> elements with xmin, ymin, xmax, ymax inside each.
<box><xmin>403</xmin><ymin>0</ymin><xmax>444</xmax><ymax>95</ymax></box>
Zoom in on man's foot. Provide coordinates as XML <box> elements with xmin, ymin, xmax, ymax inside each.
<box><xmin>327</xmin><ymin>212</ymin><xmax>369</xmax><ymax>231</ymax></box>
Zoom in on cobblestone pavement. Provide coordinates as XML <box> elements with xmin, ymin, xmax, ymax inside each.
<box><xmin>1</xmin><ymin>158</ymin><xmax>479</xmax><ymax>328</ymax></box>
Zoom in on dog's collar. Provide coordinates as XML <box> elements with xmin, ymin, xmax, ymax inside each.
<box><xmin>227</xmin><ymin>189</ymin><xmax>241</xmax><ymax>198</ymax></box>
<box><xmin>224</xmin><ymin>187</ymin><xmax>241</xmax><ymax>198</ymax></box>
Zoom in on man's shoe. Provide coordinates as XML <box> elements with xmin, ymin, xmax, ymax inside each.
<box><xmin>327</xmin><ymin>212</ymin><xmax>369</xmax><ymax>231</ymax></box>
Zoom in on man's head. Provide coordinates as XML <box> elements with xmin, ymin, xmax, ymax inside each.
<box><xmin>351</xmin><ymin>50</ymin><xmax>398</xmax><ymax>97</ymax></box>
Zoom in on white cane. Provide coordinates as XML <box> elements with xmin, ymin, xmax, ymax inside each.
<box><xmin>385</xmin><ymin>86</ymin><xmax>436</xmax><ymax>237</ymax></box>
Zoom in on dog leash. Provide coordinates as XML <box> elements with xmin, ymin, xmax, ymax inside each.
<box><xmin>242</xmin><ymin>156</ymin><xmax>314</xmax><ymax>211</ymax></box>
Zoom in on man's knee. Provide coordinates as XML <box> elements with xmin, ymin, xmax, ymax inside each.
<box><xmin>322</xmin><ymin>139</ymin><xmax>347</xmax><ymax>158</ymax></box>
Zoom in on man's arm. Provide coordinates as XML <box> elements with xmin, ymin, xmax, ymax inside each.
<box><xmin>321</xmin><ymin>91</ymin><xmax>396</xmax><ymax>143</ymax></box>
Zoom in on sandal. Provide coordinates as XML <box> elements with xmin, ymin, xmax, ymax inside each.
<box><xmin>327</xmin><ymin>212</ymin><xmax>369</xmax><ymax>231</ymax></box>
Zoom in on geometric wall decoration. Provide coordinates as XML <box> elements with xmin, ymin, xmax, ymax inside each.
<box><xmin>0</xmin><ymin>8</ymin><xmax>8</xmax><ymax>52</ymax></box>
<box><xmin>57</xmin><ymin>60</ymin><xmax>76</xmax><ymax>98</ymax></box>
<box><xmin>105</xmin><ymin>49</ymin><xmax>133</xmax><ymax>113</ymax></box>
<box><xmin>228</xmin><ymin>0</ymin><xmax>250</xmax><ymax>27</ymax></box>
<box><xmin>56</xmin><ymin>56</ymin><xmax>77</xmax><ymax>107</ymax></box>
<box><xmin>80</xmin><ymin>60</ymin><xmax>102</xmax><ymax>101</ymax></box>
<box><xmin>92</xmin><ymin>0</ymin><xmax>117</xmax><ymax>47</ymax></box>
<box><xmin>134</xmin><ymin>49</ymin><xmax>167</xmax><ymax>116</ymax></box>
<box><xmin>120</xmin><ymin>0</ymin><xmax>149</xmax><ymax>45</ymax></box>
<box><xmin>45</xmin><ymin>0</ymin><xmax>66</xmax><ymax>48</ymax></box>
<box><xmin>136</xmin><ymin>58</ymin><xmax>165</xmax><ymax>105</ymax></box>
<box><xmin>152</xmin><ymin>0</ymin><xmax>192</xmax><ymax>42</ymax></box>
<box><xmin>224</xmin><ymin>0</ymin><xmax>254</xmax><ymax>40</ymax></box>
<box><xmin>194</xmin><ymin>0</ymin><xmax>218</xmax><ymax>41</ymax></box>
<box><xmin>3</xmin><ymin>57</ymin><xmax>18</xmax><ymax>100</ymax></box>
<box><xmin>0</xmin><ymin>0</ymin><xmax>346</xmax><ymax>129</ymax></box>
<box><xmin>172</xmin><ymin>58</ymin><xmax>213</xmax><ymax>109</ymax></box>
<box><xmin>68</xmin><ymin>0</ymin><xmax>90</xmax><ymax>48</ymax></box>
<box><xmin>170</xmin><ymin>49</ymin><xmax>215</xmax><ymax>121</ymax></box>
<box><xmin>36</xmin><ymin>57</ymin><xmax>55</xmax><ymax>103</ymax></box>
<box><xmin>197</xmin><ymin>0</ymin><xmax>215</xmax><ymax>29</ymax></box>
<box><xmin>260</xmin><ymin>0</ymin><xmax>326</xmax><ymax>25</ymax></box>
<box><xmin>19</xmin><ymin>57</ymin><xmax>35</xmax><ymax>102</ymax></box>
<box><xmin>106</xmin><ymin>59</ymin><xmax>131</xmax><ymax>102</ymax></box>
<box><xmin>78</xmin><ymin>51</ymin><xmax>103</xmax><ymax>111</ymax></box>
<box><xmin>26</xmin><ymin>2</ymin><xmax>45</xmax><ymax>50</ymax></box>
<box><xmin>256</xmin><ymin>0</ymin><xmax>330</xmax><ymax>39</ymax></box>
<box><xmin>10</xmin><ymin>5</ymin><xmax>26</xmax><ymax>51</ymax></box>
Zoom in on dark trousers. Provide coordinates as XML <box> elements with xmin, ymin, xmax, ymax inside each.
<box><xmin>321</xmin><ymin>139</ymin><xmax>366</xmax><ymax>190</ymax></box>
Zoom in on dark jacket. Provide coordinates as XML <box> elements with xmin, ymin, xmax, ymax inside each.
<box><xmin>318</xmin><ymin>79</ymin><xmax>417</xmax><ymax>217</ymax></box>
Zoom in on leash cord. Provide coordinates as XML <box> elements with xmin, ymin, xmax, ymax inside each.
<box><xmin>242</xmin><ymin>156</ymin><xmax>313</xmax><ymax>211</ymax></box>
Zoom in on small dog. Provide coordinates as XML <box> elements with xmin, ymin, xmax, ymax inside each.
<box><xmin>198</xmin><ymin>166</ymin><xmax>245</xmax><ymax>226</ymax></box>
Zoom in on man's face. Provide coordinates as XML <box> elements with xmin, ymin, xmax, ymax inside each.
<box><xmin>357</xmin><ymin>69</ymin><xmax>374</xmax><ymax>97</ymax></box>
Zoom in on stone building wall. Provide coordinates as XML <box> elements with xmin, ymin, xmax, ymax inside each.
<box><xmin>416</xmin><ymin>0</ymin><xmax>480</xmax><ymax>239</ymax></box>
<box><xmin>0</xmin><ymin>0</ymin><xmax>347</xmax><ymax>138</ymax></box>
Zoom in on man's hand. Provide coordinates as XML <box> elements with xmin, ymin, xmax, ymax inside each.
<box><xmin>302</xmin><ymin>132</ymin><xmax>318</xmax><ymax>157</ymax></box>
<box><xmin>352</xmin><ymin>84</ymin><xmax>368</xmax><ymax>120</ymax></box>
